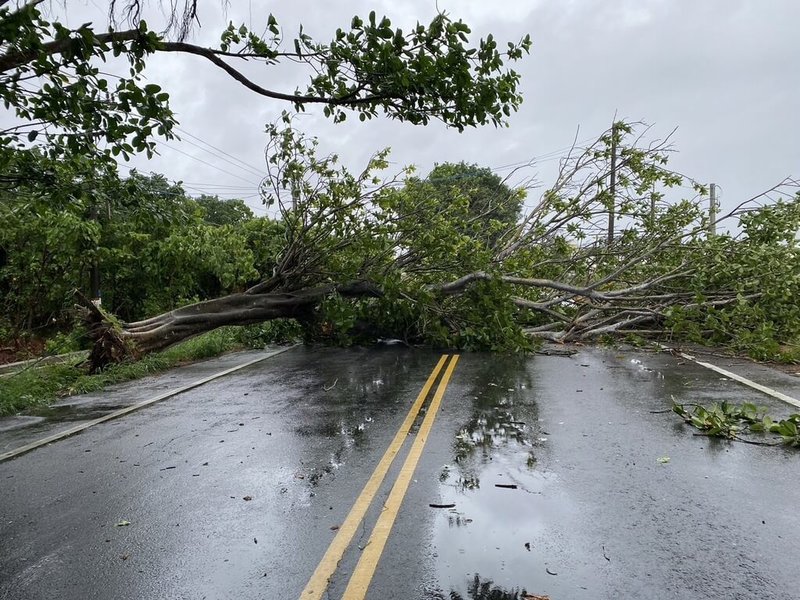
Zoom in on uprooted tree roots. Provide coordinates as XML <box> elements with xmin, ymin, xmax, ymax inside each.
<box><xmin>75</xmin><ymin>291</ymin><xmax>134</xmax><ymax>371</ymax></box>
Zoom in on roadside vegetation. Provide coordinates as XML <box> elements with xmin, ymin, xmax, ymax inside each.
<box><xmin>1</xmin><ymin>2</ymin><xmax>799</xmax><ymax>414</ymax></box>
<box><xmin>0</xmin><ymin>323</ymin><xmax>299</xmax><ymax>417</ymax></box>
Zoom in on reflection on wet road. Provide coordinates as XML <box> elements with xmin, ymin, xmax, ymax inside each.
<box><xmin>1</xmin><ymin>346</ymin><xmax>800</xmax><ymax>600</ymax></box>
<box><xmin>420</xmin><ymin>354</ymin><xmax>566</xmax><ymax>600</ymax></box>
<box><xmin>413</xmin><ymin>350</ymin><xmax>800</xmax><ymax>600</ymax></box>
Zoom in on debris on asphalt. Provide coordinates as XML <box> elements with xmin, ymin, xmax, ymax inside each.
<box><xmin>429</xmin><ymin>503</ymin><xmax>456</xmax><ymax>509</ymax></box>
<box><xmin>495</xmin><ymin>483</ymin><xmax>518</xmax><ymax>489</ymax></box>
<box><xmin>545</xmin><ymin>567</ymin><xmax>558</xmax><ymax>576</ymax></box>
<box><xmin>656</xmin><ymin>456</ymin><xmax>670</xmax><ymax>464</ymax></box>
<box><xmin>243</xmin><ymin>495</ymin><xmax>253</xmax><ymax>501</ymax></box>
<box><xmin>115</xmin><ymin>520</ymin><xmax>131</xmax><ymax>527</ymax></box>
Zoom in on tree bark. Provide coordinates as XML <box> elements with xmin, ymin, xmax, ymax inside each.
<box><xmin>77</xmin><ymin>281</ymin><xmax>381</xmax><ymax>371</ymax></box>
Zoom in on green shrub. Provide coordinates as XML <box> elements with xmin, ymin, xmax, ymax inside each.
<box><xmin>236</xmin><ymin>320</ymin><xmax>303</xmax><ymax>347</ymax></box>
<box><xmin>43</xmin><ymin>328</ymin><xmax>87</xmax><ymax>355</ymax></box>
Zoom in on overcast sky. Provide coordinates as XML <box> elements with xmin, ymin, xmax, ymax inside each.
<box><xmin>62</xmin><ymin>1</ymin><xmax>799</xmax><ymax>220</ymax></box>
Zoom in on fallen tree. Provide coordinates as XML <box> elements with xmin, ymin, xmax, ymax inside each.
<box><xmin>80</xmin><ymin>120</ymin><xmax>800</xmax><ymax>369</ymax></box>
<box><xmin>76</xmin><ymin>281</ymin><xmax>381</xmax><ymax>367</ymax></box>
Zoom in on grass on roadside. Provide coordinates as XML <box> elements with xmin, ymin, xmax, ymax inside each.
<box><xmin>0</xmin><ymin>328</ymin><xmax>243</xmax><ymax>417</ymax></box>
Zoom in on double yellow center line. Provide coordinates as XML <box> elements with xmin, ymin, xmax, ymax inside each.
<box><xmin>300</xmin><ymin>354</ymin><xmax>459</xmax><ymax>600</ymax></box>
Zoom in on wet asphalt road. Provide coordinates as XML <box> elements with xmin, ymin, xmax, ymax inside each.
<box><xmin>1</xmin><ymin>346</ymin><xmax>800</xmax><ymax>600</ymax></box>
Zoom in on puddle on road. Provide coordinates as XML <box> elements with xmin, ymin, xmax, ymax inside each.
<box><xmin>283</xmin><ymin>356</ymin><xmax>431</xmax><ymax>498</ymax></box>
<box><xmin>428</xmin><ymin>358</ymin><xmax>576</xmax><ymax>599</ymax></box>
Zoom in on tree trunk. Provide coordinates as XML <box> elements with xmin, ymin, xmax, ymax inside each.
<box><xmin>76</xmin><ymin>281</ymin><xmax>381</xmax><ymax>371</ymax></box>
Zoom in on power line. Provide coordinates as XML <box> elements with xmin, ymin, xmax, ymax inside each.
<box><xmin>175</xmin><ymin>126</ymin><xmax>266</xmax><ymax>176</ymax></box>
<box><xmin>491</xmin><ymin>136</ymin><xmax>598</xmax><ymax>172</ymax></box>
<box><xmin>118</xmin><ymin>164</ymin><xmax>264</xmax><ymax>203</ymax></box>
<box><xmin>180</xmin><ymin>182</ymin><xmax>257</xmax><ymax>189</ymax></box>
<box><xmin>174</xmin><ymin>132</ymin><xmax>265</xmax><ymax>179</ymax></box>
<box><xmin>182</xmin><ymin>184</ymin><xmax>259</xmax><ymax>198</ymax></box>
<box><xmin>86</xmin><ymin>73</ymin><xmax>267</xmax><ymax>180</ymax></box>
<box><xmin>160</xmin><ymin>143</ymin><xmax>262</xmax><ymax>186</ymax></box>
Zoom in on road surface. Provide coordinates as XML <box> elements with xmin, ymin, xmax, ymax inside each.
<box><xmin>1</xmin><ymin>345</ymin><xmax>799</xmax><ymax>599</ymax></box>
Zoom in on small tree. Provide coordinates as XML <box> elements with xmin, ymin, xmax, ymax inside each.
<box><xmin>195</xmin><ymin>195</ymin><xmax>254</xmax><ymax>226</ymax></box>
<box><xmin>394</xmin><ymin>162</ymin><xmax>524</xmax><ymax>249</ymax></box>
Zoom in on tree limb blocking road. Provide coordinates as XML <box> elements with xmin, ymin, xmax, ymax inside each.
<box><xmin>1</xmin><ymin>346</ymin><xmax>799</xmax><ymax>599</ymax></box>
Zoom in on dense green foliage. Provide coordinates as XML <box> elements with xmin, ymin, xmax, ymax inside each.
<box><xmin>217</xmin><ymin>12</ymin><xmax>531</xmax><ymax>129</ymax></box>
<box><xmin>195</xmin><ymin>195</ymin><xmax>254</xmax><ymax>226</ymax></box>
<box><xmin>664</xmin><ymin>199</ymin><xmax>800</xmax><ymax>360</ymax></box>
<box><xmin>0</xmin><ymin>161</ymin><xmax>282</xmax><ymax>334</ymax></box>
<box><xmin>0</xmin><ymin>3</ymin><xmax>175</xmax><ymax>206</ymax></box>
<box><xmin>396</xmin><ymin>162</ymin><xmax>524</xmax><ymax>248</ymax></box>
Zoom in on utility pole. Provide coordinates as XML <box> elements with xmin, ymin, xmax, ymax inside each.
<box><xmin>607</xmin><ymin>122</ymin><xmax>617</xmax><ymax>246</ymax></box>
<box><xmin>709</xmin><ymin>183</ymin><xmax>717</xmax><ymax>238</ymax></box>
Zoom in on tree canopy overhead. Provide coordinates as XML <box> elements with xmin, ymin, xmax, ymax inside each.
<box><xmin>0</xmin><ymin>0</ymin><xmax>531</xmax><ymax>176</ymax></box>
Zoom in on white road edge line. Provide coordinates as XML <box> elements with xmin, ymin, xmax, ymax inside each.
<box><xmin>0</xmin><ymin>345</ymin><xmax>296</xmax><ymax>463</ymax></box>
<box><xmin>656</xmin><ymin>343</ymin><xmax>800</xmax><ymax>410</ymax></box>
